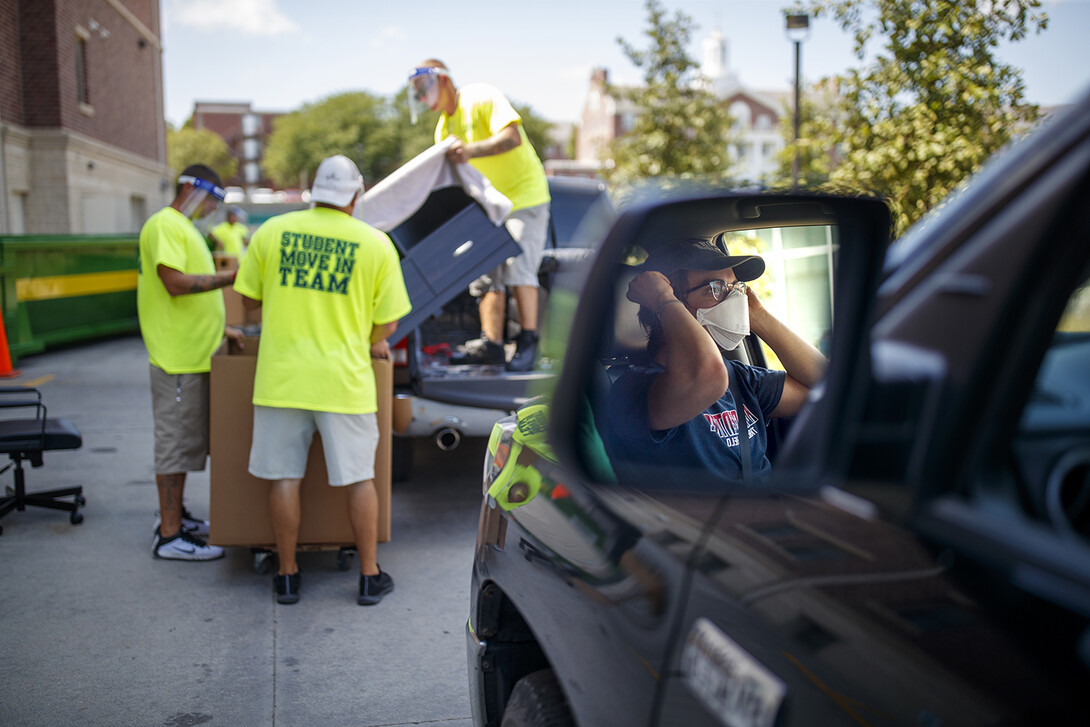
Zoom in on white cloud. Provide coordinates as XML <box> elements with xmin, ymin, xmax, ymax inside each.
<box><xmin>166</xmin><ymin>0</ymin><xmax>299</xmax><ymax>36</ymax></box>
<box><xmin>371</xmin><ymin>25</ymin><xmax>407</xmax><ymax>50</ymax></box>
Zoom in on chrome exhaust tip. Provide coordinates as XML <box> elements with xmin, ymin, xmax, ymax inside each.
<box><xmin>435</xmin><ymin>427</ymin><xmax>462</xmax><ymax>451</ymax></box>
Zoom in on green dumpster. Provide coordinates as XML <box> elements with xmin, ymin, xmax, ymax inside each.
<box><xmin>0</xmin><ymin>235</ymin><xmax>140</xmax><ymax>364</ymax></box>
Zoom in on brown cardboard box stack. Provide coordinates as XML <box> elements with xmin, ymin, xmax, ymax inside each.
<box><xmin>208</xmin><ymin>336</ymin><xmax>392</xmax><ymax>547</ymax></box>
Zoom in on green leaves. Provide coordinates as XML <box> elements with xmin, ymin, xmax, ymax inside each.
<box><xmin>167</xmin><ymin>126</ymin><xmax>238</xmax><ymax>182</ymax></box>
<box><xmin>604</xmin><ymin>0</ymin><xmax>737</xmax><ymax>188</ymax></box>
<box><xmin>785</xmin><ymin>0</ymin><xmax>1047</xmax><ymax>233</ymax></box>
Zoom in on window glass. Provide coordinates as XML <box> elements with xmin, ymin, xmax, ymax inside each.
<box><xmin>549</xmin><ymin>187</ymin><xmax>609</xmax><ymax>248</ymax></box>
<box><xmin>75</xmin><ymin>37</ymin><xmax>89</xmax><ymax>104</ymax></box>
<box><xmin>1021</xmin><ymin>274</ymin><xmax>1090</xmax><ymax>432</ymax></box>
<box><xmin>784</xmin><ymin>255</ymin><xmax>833</xmax><ymax>356</ymax></box>
<box><xmin>1017</xmin><ymin>269</ymin><xmax>1090</xmax><ymax>540</ymax></box>
<box><xmin>782</xmin><ymin>225</ymin><xmax>827</xmax><ymax>250</ymax></box>
<box><xmin>719</xmin><ymin>226</ymin><xmax>835</xmax><ymax>365</ymax></box>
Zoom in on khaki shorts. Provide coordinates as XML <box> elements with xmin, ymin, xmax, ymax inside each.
<box><xmin>248</xmin><ymin>406</ymin><xmax>379</xmax><ymax>486</ymax></box>
<box><xmin>469</xmin><ymin>202</ymin><xmax>551</xmax><ymax>295</ymax></box>
<box><xmin>149</xmin><ymin>365</ymin><xmax>210</xmax><ymax>474</ymax></box>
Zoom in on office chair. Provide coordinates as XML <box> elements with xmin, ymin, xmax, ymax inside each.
<box><xmin>0</xmin><ymin>387</ymin><xmax>84</xmax><ymax>535</ymax></box>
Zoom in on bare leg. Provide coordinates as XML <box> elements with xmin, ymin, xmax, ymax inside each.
<box><xmin>511</xmin><ymin>285</ymin><xmax>538</xmax><ymax>332</ymax></box>
<box><xmin>346</xmin><ymin>479</ymin><xmax>379</xmax><ymax>576</ymax></box>
<box><xmin>478</xmin><ymin>290</ymin><xmax>506</xmax><ymax>343</ymax></box>
<box><xmin>268</xmin><ymin>478</ymin><xmax>303</xmax><ymax>575</ymax></box>
<box><xmin>156</xmin><ymin>472</ymin><xmax>186</xmax><ymax>537</ymax></box>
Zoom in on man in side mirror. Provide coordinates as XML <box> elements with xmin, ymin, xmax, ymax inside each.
<box><xmin>607</xmin><ymin>235</ymin><xmax>827</xmax><ymax>486</ymax></box>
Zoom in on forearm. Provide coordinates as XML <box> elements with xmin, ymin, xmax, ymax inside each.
<box><xmin>371</xmin><ymin>321</ymin><xmax>398</xmax><ymax>344</ymax></box>
<box><xmin>182</xmin><ymin>271</ymin><xmax>236</xmax><ymax>294</ymax></box>
<box><xmin>464</xmin><ymin>124</ymin><xmax>521</xmax><ymax>159</ymax></box>
<box><xmin>751</xmin><ymin>308</ymin><xmax>826</xmax><ymax>388</ymax></box>
<box><xmin>158</xmin><ymin>264</ymin><xmax>236</xmax><ymax>297</ymax></box>
<box><xmin>648</xmin><ymin>302</ymin><xmax>729</xmax><ymax>430</ymax></box>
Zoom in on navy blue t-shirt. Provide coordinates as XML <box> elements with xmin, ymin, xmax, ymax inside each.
<box><xmin>606</xmin><ymin>358</ymin><xmax>786</xmax><ymax>487</ymax></box>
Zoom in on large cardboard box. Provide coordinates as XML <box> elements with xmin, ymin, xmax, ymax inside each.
<box><xmin>214</xmin><ymin>254</ymin><xmax>261</xmax><ymax>327</ymax></box>
<box><xmin>209</xmin><ymin>337</ymin><xmax>392</xmax><ymax>546</ymax></box>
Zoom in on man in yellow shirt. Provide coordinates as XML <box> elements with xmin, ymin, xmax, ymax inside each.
<box><xmin>139</xmin><ymin>164</ymin><xmax>243</xmax><ymax>561</ymax></box>
<box><xmin>235</xmin><ymin>155</ymin><xmax>411</xmax><ymax>606</ymax></box>
<box><xmin>209</xmin><ymin>206</ymin><xmax>250</xmax><ymax>259</ymax></box>
<box><xmin>409</xmin><ymin>59</ymin><xmax>551</xmax><ymax>372</ymax></box>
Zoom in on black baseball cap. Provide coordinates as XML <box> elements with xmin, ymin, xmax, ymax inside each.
<box><xmin>640</xmin><ymin>232</ymin><xmax>765</xmax><ymax>282</ymax></box>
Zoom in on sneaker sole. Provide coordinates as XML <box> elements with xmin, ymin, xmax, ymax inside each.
<box><xmin>358</xmin><ymin>583</ymin><xmax>394</xmax><ymax>606</ymax></box>
<box><xmin>153</xmin><ymin>547</ymin><xmax>225</xmax><ymax>561</ymax></box>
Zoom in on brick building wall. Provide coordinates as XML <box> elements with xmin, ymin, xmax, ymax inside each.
<box><xmin>191</xmin><ymin>101</ymin><xmax>282</xmax><ymax>190</ymax></box>
<box><xmin>0</xmin><ymin>0</ymin><xmax>170</xmax><ymax>234</ymax></box>
<box><xmin>0</xmin><ymin>0</ymin><xmax>26</xmax><ymax>124</ymax></box>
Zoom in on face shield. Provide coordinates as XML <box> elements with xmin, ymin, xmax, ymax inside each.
<box><xmin>408</xmin><ymin>66</ymin><xmax>448</xmax><ymax>125</ymax></box>
<box><xmin>176</xmin><ymin>175</ymin><xmax>226</xmax><ymax>220</ymax></box>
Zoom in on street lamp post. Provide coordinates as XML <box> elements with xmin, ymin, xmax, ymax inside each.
<box><xmin>785</xmin><ymin>13</ymin><xmax>810</xmax><ymax>190</ymax></box>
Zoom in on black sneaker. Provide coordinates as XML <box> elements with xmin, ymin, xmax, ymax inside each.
<box><xmin>358</xmin><ymin>569</ymin><xmax>394</xmax><ymax>606</ymax></box>
<box><xmin>153</xmin><ymin>506</ymin><xmax>211</xmax><ymax>537</ymax></box>
<box><xmin>274</xmin><ymin>572</ymin><xmax>301</xmax><ymax>604</ymax></box>
<box><xmin>450</xmin><ymin>337</ymin><xmax>505</xmax><ymax>365</ymax></box>
<box><xmin>506</xmin><ymin>331</ymin><xmax>539</xmax><ymax>372</ymax></box>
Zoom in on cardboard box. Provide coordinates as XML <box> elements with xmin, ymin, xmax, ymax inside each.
<box><xmin>209</xmin><ymin>336</ymin><xmax>392</xmax><ymax>547</ymax></box>
<box><xmin>215</xmin><ymin>255</ymin><xmax>262</xmax><ymax>327</ymax></box>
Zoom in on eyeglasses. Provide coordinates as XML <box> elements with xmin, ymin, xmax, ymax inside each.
<box><xmin>682</xmin><ymin>279</ymin><xmax>746</xmax><ymax>302</ymax></box>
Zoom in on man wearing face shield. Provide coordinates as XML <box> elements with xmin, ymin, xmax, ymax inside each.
<box><xmin>408</xmin><ymin>59</ymin><xmax>551</xmax><ymax>372</ymax></box>
<box><xmin>606</xmin><ymin>235</ymin><xmax>827</xmax><ymax>486</ymax></box>
<box><xmin>138</xmin><ymin>164</ymin><xmax>244</xmax><ymax>561</ymax></box>
<box><xmin>210</xmin><ymin>206</ymin><xmax>250</xmax><ymax>259</ymax></box>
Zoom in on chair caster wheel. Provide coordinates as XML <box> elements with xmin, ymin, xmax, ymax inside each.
<box><xmin>253</xmin><ymin>549</ymin><xmax>273</xmax><ymax>575</ymax></box>
<box><xmin>70</xmin><ymin>511</ymin><xmax>83</xmax><ymax>525</ymax></box>
<box><xmin>337</xmin><ymin>547</ymin><xmax>355</xmax><ymax>571</ymax></box>
<box><xmin>75</xmin><ymin>495</ymin><xmax>86</xmax><ymax>506</ymax></box>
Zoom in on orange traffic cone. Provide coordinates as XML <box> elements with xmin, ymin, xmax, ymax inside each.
<box><xmin>0</xmin><ymin>307</ymin><xmax>21</xmax><ymax>378</ymax></box>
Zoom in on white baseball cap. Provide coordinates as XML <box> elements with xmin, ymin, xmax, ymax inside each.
<box><xmin>310</xmin><ymin>155</ymin><xmax>363</xmax><ymax>207</ymax></box>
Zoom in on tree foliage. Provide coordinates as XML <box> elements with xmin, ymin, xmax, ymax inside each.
<box><xmin>604</xmin><ymin>0</ymin><xmax>736</xmax><ymax>189</ymax></box>
<box><xmin>260</xmin><ymin>89</ymin><xmax>554</xmax><ymax>191</ymax></box>
<box><xmin>784</xmin><ymin>0</ymin><xmax>1048</xmax><ymax>233</ymax></box>
<box><xmin>167</xmin><ymin>125</ymin><xmax>237</xmax><ymax>181</ymax></box>
<box><xmin>512</xmin><ymin>101</ymin><xmax>554</xmax><ymax>165</ymax></box>
<box><xmin>263</xmin><ymin>91</ymin><xmax>407</xmax><ymax>189</ymax></box>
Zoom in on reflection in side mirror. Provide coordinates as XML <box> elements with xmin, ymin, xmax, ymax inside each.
<box><xmin>550</xmin><ymin>191</ymin><xmax>892</xmax><ymax>495</ymax></box>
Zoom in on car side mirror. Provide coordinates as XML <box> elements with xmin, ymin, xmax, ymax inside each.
<box><xmin>547</xmin><ymin>189</ymin><xmax>892</xmax><ymax>494</ymax></box>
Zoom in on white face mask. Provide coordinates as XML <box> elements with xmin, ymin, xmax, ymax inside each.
<box><xmin>695</xmin><ymin>288</ymin><xmax>749</xmax><ymax>351</ymax></box>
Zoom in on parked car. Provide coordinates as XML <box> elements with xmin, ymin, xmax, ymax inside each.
<box><xmin>466</xmin><ymin>90</ymin><xmax>1090</xmax><ymax>726</ymax></box>
<box><xmin>388</xmin><ymin>176</ymin><xmax>614</xmax><ymax>480</ymax></box>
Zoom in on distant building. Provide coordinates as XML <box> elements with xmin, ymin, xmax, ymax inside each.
<box><xmin>189</xmin><ymin>101</ymin><xmax>285</xmax><ymax>196</ymax></box>
<box><xmin>574</xmin><ymin>29</ymin><xmax>791</xmax><ymax>185</ymax></box>
<box><xmin>0</xmin><ymin>0</ymin><xmax>171</xmax><ymax>235</ymax></box>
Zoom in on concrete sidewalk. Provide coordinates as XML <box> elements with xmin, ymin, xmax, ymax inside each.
<box><xmin>0</xmin><ymin>334</ymin><xmax>484</xmax><ymax>727</ymax></box>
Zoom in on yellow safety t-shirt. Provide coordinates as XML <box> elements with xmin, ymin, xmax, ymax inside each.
<box><xmin>211</xmin><ymin>220</ymin><xmax>248</xmax><ymax>257</ymax></box>
<box><xmin>436</xmin><ymin>82</ymin><xmax>550</xmax><ymax>212</ymax></box>
<box><xmin>137</xmin><ymin>206</ymin><xmax>226</xmax><ymax>374</ymax></box>
<box><xmin>234</xmin><ymin>207</ymin><xmax>412</xmax><ymax>414</ymax></box>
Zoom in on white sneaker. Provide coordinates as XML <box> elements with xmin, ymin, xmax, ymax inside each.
<box><xmin>152</xmin><ymin>529</ymin><xmax>224</xmax><ymax>561</ymax></box>
<box><xmin>154</xmin><ymin>507</ymin><xmax>211</xmax><ymax>537</ymax></box>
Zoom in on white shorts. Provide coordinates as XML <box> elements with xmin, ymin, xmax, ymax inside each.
<box><xmin>469</xmin><ymin>202</ymin><xmax>550</xmax><ymax>294</ymax></box>
<box><xmin>248</xmin><ymin>406</ymin><xmax>379</xmax><ymax>486</ymax></box>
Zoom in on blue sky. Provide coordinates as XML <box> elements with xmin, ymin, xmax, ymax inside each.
<box><xmin>162</xmin><ymin>0</ymin><xmax>1088</xmax><ymax>128</ymax></box>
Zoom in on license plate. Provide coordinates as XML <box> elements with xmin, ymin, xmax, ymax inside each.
<box><xmin>681</xmin><ymin>618</ymin><xmax>786</xmax><ymax>727</ymax></box>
